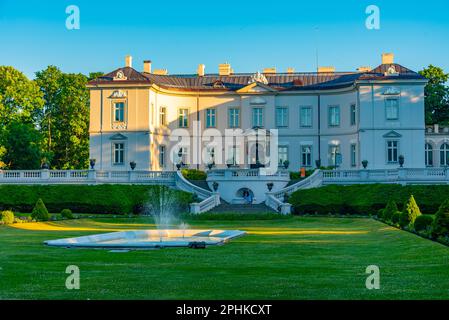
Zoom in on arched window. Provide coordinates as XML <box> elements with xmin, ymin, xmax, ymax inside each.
<box><xmin>425</xmin><ymin>143</ymin><xmax>433</xmax><ymax>167</ymax></box>
<box><xmin>440</xmin><ymin>143</ymin><xmax>449</xmax><ymax>166</ymax></box>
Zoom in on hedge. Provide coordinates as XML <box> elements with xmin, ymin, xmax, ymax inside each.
<box><xmin>0</xmin><ymin>185</ymin><xmax>193</xmax><ymax>214</ymax></box>
<box><xmin>289</xmin><ymin>184</ymin><xmax>449</xmax><ymax>215</ymax></box>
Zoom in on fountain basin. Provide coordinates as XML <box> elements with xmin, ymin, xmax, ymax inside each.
<box><xmin>44</xmin><ymin>229</ymin><xmax>246</xmax><ymax>249</ymax></box>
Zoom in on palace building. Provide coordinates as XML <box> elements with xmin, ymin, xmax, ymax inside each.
<box><xmin>87</xmin><ymin>53</ymin><xmax>432</xmax><ymax>172</ymax></box>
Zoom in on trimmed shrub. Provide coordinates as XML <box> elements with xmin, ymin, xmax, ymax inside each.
<box><xmin>181</xmin><ymin>169</ymin><xmax>207</xmax><ymax>181</ymax></box>
<box><xmin>290</xmin><ymin>184</ymin><xmax>445</xmax><ymax>215</ymax></box>
<box><xmin>401</xmin><ymin>195</ymin><xmax>422</xmax><ymax>226</ymax></box>
<box><xmin>60</xmin><ymin>209</ymin><xmax>74</xmax><ymax>219</ymax></box>
<box><xmin>31</xmin><ymin>198</ymin><xmax>50</xmax><ymax>221</ymax></box>
<box><xmin>391</xmin><ymin>211</ymin><xmax>402</xmax><ymax>225</ymax></box>
<box><xmin>432</xmin><ymin>199</ymin><xmax>449</xmax><ymax>238</ymax></box>
<box><xmin>382</xmin><ymin>199</ymin><xmax>398</xmax><ymax>221</ymax></box>
<box><xmin>0</xmin><ymin>185</ymin><xmax>193</xmax><ymax>215</ymax></box>
<box><xmin>1</xmin><ymin>210</ymin><xmax>15</xmax><ymax>225</ymax></box>
<box><xmin>414</xmin><ymin>215</ymin><xmax>433</xmax><ymax>232</ymax></box>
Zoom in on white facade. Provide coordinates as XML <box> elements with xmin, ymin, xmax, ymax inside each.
<box><xmin>88</xmin><ymin>54</ymin><xmax>428</xmax><ymax>172</ymax></box>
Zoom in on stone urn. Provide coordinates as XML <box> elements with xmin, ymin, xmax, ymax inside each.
<box><xmin>89</xmin><ymin>159</ymin><xmax>96</xmax><ymax>169</ymax></box>
<box><xmin>130</xmin><ymin>161</ymin><xmax>136</xmax><ymax>171</ymax></box>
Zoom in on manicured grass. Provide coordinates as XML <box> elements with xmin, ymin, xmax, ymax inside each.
<box><xmin>1</xmin><ymin>216</ymin><xmax>449</xmax><ymax>299</ymax></box>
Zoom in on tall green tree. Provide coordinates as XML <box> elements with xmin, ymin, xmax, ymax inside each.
<box><xmin>1</xmin><ymin>121</ymin><xmax>43</xmax><ymax>169</ymax></box>
<box><xmin>419</xmin><ymin>65</ymin><xmax>449</xmax><ymax>125</ymax></box>
<box><xmin>35</xmin><ymin>67</ymin><xmax>90</xmax><ymax>169</ymax></box>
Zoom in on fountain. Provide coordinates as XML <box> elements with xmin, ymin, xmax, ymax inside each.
<box><xmin>44</xmin><ymin>186</ymin><xmax>245</xmax><ymax>249</ymax></box>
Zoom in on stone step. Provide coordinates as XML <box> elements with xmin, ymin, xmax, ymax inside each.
<box><xmin>209</xmin><ymin>203</ymin><xmax>276</xmax><ymax>214</ymax></box>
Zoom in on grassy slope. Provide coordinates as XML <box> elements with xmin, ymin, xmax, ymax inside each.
<box><xmin>1</xmin><ymin>216</ymin><xmax>449</xmax><ymax>300</ymax></box>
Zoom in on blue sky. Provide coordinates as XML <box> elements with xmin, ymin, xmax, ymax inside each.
<box><xmin>1</xmin><ymin>0</ymin><xmax>448</xmax><ymax>78</ymax></box>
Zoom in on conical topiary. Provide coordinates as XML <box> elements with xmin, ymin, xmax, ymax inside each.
<box><xmin>400</xmin><ymin>195</ymin><xmax>421</xmax><ymax>227</ymax></box>
<box><xmin>382</xmin><ymin>199</ymin><xmax>399</xmax><ymax>221</ymax></box>
<box><xmin>432</xmin><ymin>199</ymin><xmax>449</xmax><ymax>238</ymax></box>
<box><xmin>31</xmin><ymin>198</ymin><xmax>50</xmax><ymax>221</ymax></box>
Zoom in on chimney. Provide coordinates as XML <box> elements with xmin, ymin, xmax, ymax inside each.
<box><xmin>382</xmin><ymin>53</ymin><xmax>394</xmax><ymax>65</ymax></box>
<box><xmin>287</xmin><ymin>67</ymin><xmax>295</xmax><ymax>74</ymax></box>
<box><xmin>197</xmin><ymin>64</ymin><xmax>205</xmax><ymax>77</ymax></box>
<box><xmin>263</xmin><ymin>67</ymin><xmax>276</xmax><ymax>74</ymax></box>
<box><xmin>153</xmin><ymin>69</ymin><xmax>168</xmax><ymax>75</ymax></box>
<box><xmin>218</xmin><ymin>63</ymin><xmax>231</xmax><ymax>76</ymax></box>
<box><xmin>318</xmin><ymin>66</ymin><xmax>335</xmax><ymax>73</ymax></box>
<box><xmin>357</xmin><ymin>66</ymin><xmax>372</xmax><ymax>72</ymax></box>
<box><xmin>143</xmin><ymin>60</ymin><xmax>152</xmax><ymax>73</ymax></box>
<box><xmin>125</xmin><ymin>55</ymin><xmax>133</xmax><ymax>68</ymax></box>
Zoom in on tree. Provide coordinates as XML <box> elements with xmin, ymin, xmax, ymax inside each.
<box><xmin>1</xmin><ymin>121</ymin><xmax>43</xmax><ymax>169</ymax></box>
<box><xmin>399</xmin><ymin>195</ymin><xmax>422</xmax><ymax>228</ymax></box>
<box><xmin>0</xmin><ymin>66</ymin><xmax>44</xmax><ymax>128</ymax></box>
<box><xmin>35</xmin><ymin>67</ymin><xmax>90</xmax><ymax>169</ymax></box>
<box><xmin>432</xmin><ymin>199</ymin><xmax>449</xmax><ymax>238</ymax></box>
<box><xmin>88</xmin><ymin>72</ymin><xmax>104</xmax><ymax>81</ymax></box>
<box><xmin>31</xmin><ymin>198</ymin><xmax>50</xmax><ymax>221</ymax></box>
<box><xmin>381</xmin><ymin>199</ymin><xmax>398</xmax><ymax>221</ymax></box>
<box><xmin>419</xmin><ymin>65</ymin><xmax>449</xmax><ymax>125</ymax></box>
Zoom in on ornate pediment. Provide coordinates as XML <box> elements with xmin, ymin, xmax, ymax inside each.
<box><xmin>109</xmin><ymin>133</ymin><xmax>128</xmax><ymax>140</ymax></box>
<box><xmin>384</xmin><ymin>66</ymin><xmax>399</xmax><ymax>76</ymax></box>
<box><xmin>236</xmin><ymin>82</ymin><xmax>276</xmax><ymax>94</ymax></box>
<box><xmin>113</xmin><ymin>70</ymin><xmax>127</xmax><ymax>81</ymax></box>
<box><xmin>383</xmin><ymin>131</ymin><xmax>402</xmax><ymax>138</ymax></box>
<box><xmin>109</xmin><ymin>90</ymin><xmax>127</xmax><ymax>98</ymax></box>
<box><xmin>248</xmin><ymin>71</ymin><xmax>268</xmax><ymax>85</ymax></box>
<box><xmin>383</xmin><ymin>87</ymin><xmax>401</xmax><ymax>95</ymax></box>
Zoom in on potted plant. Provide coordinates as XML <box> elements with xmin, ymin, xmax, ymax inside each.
<box><xmin>283</xmin><ymin>160</ymin><xmax>290</xmax><ymax>169</ymax></box>
<box><xmin>129</xmin><ymin>161</ymin><xmax>136</xmax><ymax>171</ymax></box>
<box><xmin>267</xmin><ymin>182</ymin><xmax>274</xmax><ymax>191</ymax></box>
<box><xmin>212</xmin><ymin>181</ymin><xmax>219</xmax><ymax>191</ymax></box>
<box><xmin>399</xmin><ymin>155</ymin><xmax>405</xmax><ymax>168</ymax></box>
<box><xmin>89</xmin><ymin>159</ymin><xmax>96</xmax><ymax>169</ymax></box>
<box><xmin>362</xmin><ymin>160</ymin><xmax>368</xmax><ymax>169</ymax></box>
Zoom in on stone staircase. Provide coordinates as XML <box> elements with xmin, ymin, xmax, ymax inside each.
<box><xmin>208</xmin><ymin>202</ymin><xmax>276</xmax><ymax>214</ymax></box>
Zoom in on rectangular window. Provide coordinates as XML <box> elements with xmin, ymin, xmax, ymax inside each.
<box><xmin>275</xmin><ymin>107</ymin><xmax>288</xmax><ymax>127</ymax></box>
<box><xmin>160</xmin><ymin>107</ymin><xmax>166</xmax><ymax>126</ymax></box>
<box><xmin>159</xmin><ymin>145</ymin><xmax>166</xmax><ymax>167</ymax></box>
<box><xmin>328</xmin><ymin>105</ymin><xmax>340</xmax><ymax>127</ymax></box>
<box><xmin>350</xmin><ymin>144</ymin><xmax>357</xmax><ymax>167</ymax></box>
<box><xmin>300</xmin><ymin>106</ymin><xmax>312</xmax><ymax>127</ymax></box>
<box><xmin>178</xmin><ymin>108</ymin><xmax>189</xmax><ymax>127</ymax></box>
<box><xmin>278</xmin><ymin>146</ymin><xmax>288</xmax><ymax>165</ymax></box>
<box><xmin>385</xmin><ymin>98</ymin><xmax>399</xmax><ymax>120</ymax></box>
<box><xmin>206</xmin><ymin>108</ymin><xmax>216</xmax><ymax>128</ymax></box>
<box><xmin>176</xmin><ymin>147</ymin><xmax>189</xmax><ymax>165</ymax></box>
<box><xmin>350</xmin><ymin>104</ymin><xmax>356</xmax><ymax>126</ymax></box>
<box><xmin>252</xmin><ymin>108</ymin><xmax>264</xmax><ymax>127</ymax></box>
<box><xmin>114</xmin><ymin>102</ymin><xmax>125</xmax><ymax>122</ymax></box>
<box><xmin>229</xmin><ymin>108</ymin><xmax>240</xmax><ymax>128</ymax></box>
<box><xmin>387</xmin><ymin>140</ymin><xmax>399</xmax><ymax>163</ymax></box>
<box><xmin>301</xmin><ymin>145</ymin><xmax>312</xmax><ymax>167</ymax></box>
<box><xmin>227</xmin><ymin>145</ymin><xmax>240</xmax><ymax>165</ymax></box>
<box><xmin>113</xmin><ymin>143</ymin><xmax>124</xmax><ymax>165</ymax></box>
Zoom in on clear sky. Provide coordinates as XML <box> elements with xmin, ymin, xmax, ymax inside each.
<box><xmin>1</xmin><ymin>0</ymin><xmax>449</xmax><ymax>78</ymax></box>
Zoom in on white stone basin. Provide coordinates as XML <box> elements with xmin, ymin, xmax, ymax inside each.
<box><xmin>44</xmin><ymin>229</ymin><xmax>246</xmax><ymax>249</ymax></box>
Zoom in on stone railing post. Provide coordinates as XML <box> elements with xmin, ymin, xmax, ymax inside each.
<box><xmin>129</xmin><ymin>170</ymin><xmax>137</xmax><ymax>182</ymax></box>
<box><xmin>190</xmin><ymin>203</ymin><xmax>201</xmax><ymax>214</ymax></box>
<box><xmin>41</xmin><ymin>169</ymin><xmax>50</xmax><ymax>180</ymax></box>
<box><xmin>280</xmin><ymin>203</ymin><xmax>292</xmax><ymax>215</ymax></box>
<box><xmin>360</xmin><ymin>169</ymin><xmax>369</xmax><ymax>181</ymax></box>
<box><xmin>88</xmin><ymin>170</ymin><xmax>96</xmax><ymax>181</ymax></box>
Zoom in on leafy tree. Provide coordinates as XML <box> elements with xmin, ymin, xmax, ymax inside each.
<box><xmin>432</xmin><ymin>199</ymin><xmax>449</xmax><ymax>238</ymax></box>
<box><xmin>1</xmin><ymin>121</ymin><xmax>43</xmax><ymax>169</ymax></box>
<box><xmin>381</xmin><ymin>199</ymin><xmax>398</xmax><ymax>221</ymax></box>
<box><xmin>400</xmin><ymin>195</ymin><xmax>422</xmax><ymax>227</ymax></box>
<box><xmin>31</xmin><ymin>198</ymin><xmax>50</xmax><ymax>221</ymax></box>
<box><xmin>419</xmin><ymin>65</ymin><xmax>449</xmax><ymax>125</ymax></box>
<box><xmin>35</xmin><ymin>67</ymin><xmax>90</xmax><ymax>169</ymax></box>
<box><xmin>88</xmin><ymin>72</ymin><xmax>104</xmax><ymax>81</ymax></box>
<box><xmin>0</xmin><ymin>66</ymin><xmax>44</xmax><ymax>128</ymax></box>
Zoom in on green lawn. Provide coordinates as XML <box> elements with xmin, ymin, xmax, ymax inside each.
<box><xmin>1</xmin><ymin>216</ymin><xmax>449</xmax><ymax>300</ymax></box>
